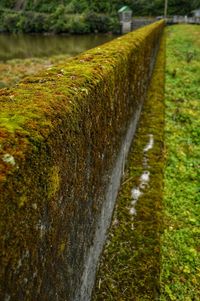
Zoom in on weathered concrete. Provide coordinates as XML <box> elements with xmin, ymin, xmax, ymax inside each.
<box><xmin>76</xmin><ymin>106</ymin><xmax>142</xmax><ymax>301</ymax></box>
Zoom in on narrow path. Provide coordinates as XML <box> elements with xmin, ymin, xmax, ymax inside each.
<box><xmin>92</xmin><ymin>36</ymin><xmax>165</xmax><ymax>300</ymax></box>
<box><xmin>93</xmin><ymin>25</ymin><xmax>200</xmax><ymax>301</ymax></box>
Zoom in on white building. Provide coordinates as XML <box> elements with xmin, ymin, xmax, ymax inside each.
<box><xmin>192</xmin><ymin>9</ymin><xmax>200</xmax><ymax>17</ymax></box>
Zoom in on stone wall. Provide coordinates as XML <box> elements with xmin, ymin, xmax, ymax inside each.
<box><xmin>0</xmin><ymin>21</ymin><xmax>164</xmax><ymax>301</ymax></box>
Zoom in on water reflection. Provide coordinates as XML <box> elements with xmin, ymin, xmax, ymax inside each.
<box><xmin>0</xmin><ymin>33</ymin><xmax>117</xmax><ymax>61</ymax></box>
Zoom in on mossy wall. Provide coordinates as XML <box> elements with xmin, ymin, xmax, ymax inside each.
<box><xmin>0</xmin><ymin>21</ymin><xmax>164</xmax><ymax>301</ymax></box>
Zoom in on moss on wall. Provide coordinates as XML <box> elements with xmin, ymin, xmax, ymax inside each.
<box><xmin>0</xmin><ymin>21</ymin><xmax>164</xmax><ymax>300</ymax></box>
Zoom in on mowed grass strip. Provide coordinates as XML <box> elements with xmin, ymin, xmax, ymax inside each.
<box><xmin>92</xmin><ymin>36</ymin><xmax>165</xmax><ymax>300</ymax></box>
<box><xmin>160</xmin><ymin>25</ymin><xmax>200</xmax><ymax>301</ymax></box>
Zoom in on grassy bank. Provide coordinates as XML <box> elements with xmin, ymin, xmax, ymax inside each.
<box><xmin>0</xmin><ymin>55</ymin><xmax>70</xmax><ymax>88</ymax></box>
<box><xmin>160</xmin><ymin>25</ymin><xmax>200</xmax><ymax>301</ymax></box>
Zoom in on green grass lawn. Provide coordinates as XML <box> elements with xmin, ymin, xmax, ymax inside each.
<box><xmin>93</xmin><ymin>24</ymin><xmax>200</xmax><ymax>300</ymax></box>
<box><xmin>160</xmin><ymin>24</ymin><xmax>200</xmax><ymax>301</ymax></box>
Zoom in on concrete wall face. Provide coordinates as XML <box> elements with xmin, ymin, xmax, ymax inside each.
<box><xmin>76</xmin><ymin>106</ymin><xmax>142</xmax><ymax>301</ymax></box>
<box><xmin>0</xmin><ymin>21</ymin><xmax>164</xmax><ymax>301</ymax></box>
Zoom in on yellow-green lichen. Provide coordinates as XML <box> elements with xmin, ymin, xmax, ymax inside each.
<box><xmin>18</xmin><ymin>195</ymin><xmax>28</xmax><ymax>208</ymax></box>
<box><xmin>47</xmin><ymin>166</ymin><xmax>60</xmax><ymax>198</ymax></box>
<box><xmin>59</xmin><ymin>242</ymin><xmax>66</xmax><ymax>255</ymax></box>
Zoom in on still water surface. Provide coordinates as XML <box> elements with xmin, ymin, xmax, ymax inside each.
<box><xmin>0</xmin><ymin>33</ymin><xmax>117</xmax><ymax>61</ymax></box>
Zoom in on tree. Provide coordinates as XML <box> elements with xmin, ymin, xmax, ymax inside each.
<box><xmin>1</xmin><ymin>0</ymin><xmax>200</xmax><ymax>16</ymax></box>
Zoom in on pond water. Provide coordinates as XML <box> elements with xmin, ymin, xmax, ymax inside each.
<box><xmin>0</xmin><ymin>33</ymin><xmax>118</xmax><ymax>61</ymax></box>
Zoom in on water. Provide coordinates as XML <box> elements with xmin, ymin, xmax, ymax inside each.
<box><xmin>0</xmin><ymin>33</ymin><xmax>117</xmax><ymax>61</ymax></box>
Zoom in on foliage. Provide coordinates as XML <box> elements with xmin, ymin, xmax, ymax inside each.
<box><xmin>84</xmin><ymin>12</ymin><xmax>116</xmax><ymax>33</ymax></box>
<box><xmin>0</xmin><ymin>6</ymin><xmax>120</xmax><ymax>33</ymax></box>
<box><xmin>1</xmin><ymin>11</ymin><xmax>20</xmax><ymax>33</ymax></box>
<box><xmin>1</xmin><ymin>0</ymin><xmax>200</xmax><ymax>18</ymax></box>
<box><xmin>0</xmin><ymin>0</ymin><xmax>200</xmax><ymax>33</ymax></box>
<box><xmin>0</xmin><ymin>10</ymin><xmax>49</xmax><ymax>33</ymax></box>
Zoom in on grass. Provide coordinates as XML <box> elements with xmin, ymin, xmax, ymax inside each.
<box><xmin>0</xmin><ymin>55</ymin><xmax>70</xmax><ymax>88</ymax></box>
<box><xmin>93</xmin><ymin>24</ymin><xmax>200</xmax><ymax>300</ymax></box>
<box><xmin>92</xmin><ymin>34</ymin><xmax>165</xmax><ymax>300</ymax></box>
<box><xmin>160</xmin><ymin>25</ymin><xmax>200</xmax><ymax>301</ymax></box>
